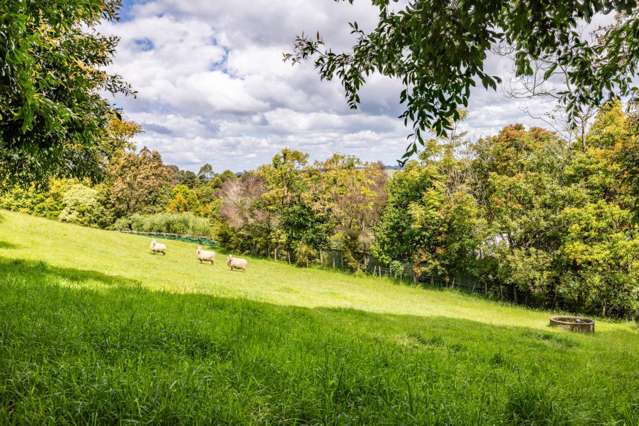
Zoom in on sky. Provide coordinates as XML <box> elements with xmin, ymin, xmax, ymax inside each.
<box><xmin>100</xmin><ymin>0</ymin><xmax>606</xmax><ymax>172</ymax></box>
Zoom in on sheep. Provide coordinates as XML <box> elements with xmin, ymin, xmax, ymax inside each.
<box><xmin>149</xmin><ymin>239</ymin><xmax>167</xmax><ymax>255</ymax></box>
<box><xmin>226</xmin><ymin>255</ymin><xmax>247</xmax><ymax>271</ymax></box>
<box><xmin>196</xmin><ymin>246</ymin><xmax>215</xmax><ymax>264</ymax></box>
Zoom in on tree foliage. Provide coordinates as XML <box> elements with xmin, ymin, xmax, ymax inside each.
<box><xmin>59</xmin><ymin>183</ymin><xmax>107</xmax><ymax>227</ymax></box>
<box><xmin>2</xmin><ymin>95</ymin><xmax>638</xmax><ymax>317</ymax></box>
<box><xmin>0</xmin><ymin>0</ymin><xmax>133</xmax><ymax>186</ymax></box>
<box><xmin>106</xmin><ymin>147</ymin><xmax>176</xmax><ymax>218</ymax></box>
<box><xmin>287</xmin><ymin>0</ymin><xmax>639</xmax><ymax>160</ymax></box>
<box><xmin>216</xmin><ymin>150</ymin><xmax>387</xmax><ymax>268</ymax></box>
<box><xmin>369</xmin><ymin>100</ymin><xmax>639</xmax><ymax>317</ymax></box>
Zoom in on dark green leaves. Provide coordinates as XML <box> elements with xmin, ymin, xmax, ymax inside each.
<box><xmin>0</xmin><ymin>0</ymin><xmax>132</xmax><ymax>188</ymax></box>
<box><xmin>287</xmin><ymin>0</ymin><xmax>639</xmax><ymax>161</ymax></box>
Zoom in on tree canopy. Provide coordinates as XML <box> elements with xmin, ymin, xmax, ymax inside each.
<box><xmin>0</xmin><ymin>0</ymin><xmax>132</xmax><ymax>186</ymax></box>
<box><xmin>287</xmin><ymin>0</ymin><xmax>639</xmax><ymax>160</ymax></box>
<box><xmin>2</xmin><ymin>106</ymin><xmax>638</xmax><ymax>317</ymax></box>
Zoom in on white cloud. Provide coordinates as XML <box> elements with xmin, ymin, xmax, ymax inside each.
<box><xmin>103</xmin><ymin>0</ymin><xmax>581</xmax><ymax>171</ymax></box>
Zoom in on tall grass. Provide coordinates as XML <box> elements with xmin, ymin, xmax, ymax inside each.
<box><xmin>0</xmin><ymin>211</ymin><xmax>638</xmax><ymax>423</ymax></box>
<box><xmin>113</xmin><ymin>212</ymin><xmax>213</xmax><ymax>237</ymax></box>
<box><xmin>1</xmin><ymin>258</ymin><xmax>638</xmax><ymax>424</ymax></box>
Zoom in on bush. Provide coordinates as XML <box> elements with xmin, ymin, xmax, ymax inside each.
<box><xmin>112</xmin><ymin>216</ymin><xmax>133</xmax><ymax>231</ymax></box>
<box><xmin>0</xmin><ymin>179</ymin><xmax>75</xmax><ymax>219</ymax></box>
<box><xmin>295</xmin><ymin>243</ymin><xmax>318</xmax><ymax>267</ymax></box>
<box><xmin>389</xmin><ymin>260</ymin><xmax>405</xmax><ymax>279</ymax></box>
<box><xmin>119</xmin><ymin>212</ymin><xmax>213</xmax><ymax>237</ymax></box>
<box><xmin>59</xmin><ymin>184</ymin><xmax>107</xmax><ymax>227</ymax></box>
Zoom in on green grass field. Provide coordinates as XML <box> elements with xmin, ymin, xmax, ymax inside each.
<box><xmin>1</xmin><ymin>210</ymin><xmax>638</xmax><ymax>424</ymax></box>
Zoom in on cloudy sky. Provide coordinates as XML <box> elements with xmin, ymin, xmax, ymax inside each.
<box><xmin>100</xmin><ymin>0</ymin><xmax>593</xmax><ymax>172</ymax></box>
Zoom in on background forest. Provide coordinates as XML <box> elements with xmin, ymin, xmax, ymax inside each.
<box><xmin>4</xmin><ymin>100</ymin><xmax>639</xmax><ymax>319</ymax></box>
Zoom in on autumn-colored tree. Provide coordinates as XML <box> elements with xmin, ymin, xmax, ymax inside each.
<box><xmin>217</xmin><ymin>173</ymin><xmax>274</xmax><ymax>254</ymax></box>
<box><xmin>165</xmin><ymin>184</ymin><xmax>200</xmax><ymax>213</ymax></box>
<box><xmin>314</xmin><ymin>154</ymin><xmax>387</xmax><ymax>269</ymax></box>
<box><xmin>106</xmin><ymin>147</ymin><xmax>175</xmax><ymax>218</ymax></box>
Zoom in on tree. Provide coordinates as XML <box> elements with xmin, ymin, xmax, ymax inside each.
<box><xmin>0</xmin><ymin>178</ymin><xmax>76</xmax><ymax>219</ymax></box>
<box><xmin>166</xmin><ymin>184</ymin><xmax>200</xmax><ymax>213</ymax></box>
<box><xmin>217</xmin><ymin>173</ymin><xmax>275</xmax><ymax>253</ymax></box>
<box><xmin>374</xmin><ymin>139</ymin><xmax>482</xmax><ymax>284</ymax></box>
<box><xmin>106</xmin><ymin>147</ymin><xmax>175</xmax><ymax>218</ymax></box>
<box><xmin>170</xmin><ymin>168</ymin><xmax>198</xmax><ymax>188</ymax></box>
<box><xmin>315</xmin><ymin>155</ymin><xmax>387</xmax><ymax>270</ymax></box>
<box><xmin>59</xmin><ymin>183</ymin><xmax>107</xmax><ymax>227</ymax></box>
<box><xmin>258</xmin><ymin>149</ymin><xmax>323</xmax><ymax>260</ymax></box>
<box><xmin>0</xmin><ymin>0</ymin><xmax>133</xmax><ymax>186</ymax></box>
<box><xmin>558</xmin><ymin>201</ymin><xmax>639</xmax><ymax>317</ymax></box>
<box><xmin>197</xmin><ymin>164</ymin><xmax>215</xmax><ymax>182</ymax></box>
<box><xmin>287</xmin><ymin>1</ymin><xmax>639</xmax><ymax>160</ymax></box>
<box><xmin>103</xmin><ymin>115</ymin><xmax>141</xmax><ymax>159</ymax></box>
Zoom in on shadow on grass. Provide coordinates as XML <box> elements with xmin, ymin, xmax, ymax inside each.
<box><xmin>0</xmin><ymin>241</ymin><xmax>20</xmax><ymax>249</ymax></box>
<box><xmin>0</xmin><ymin>256</ymin><xmax>634</xmax><ymax>337</ymax></box>
<box><xmin>0</xmin><ymin>256</ymin><xmax>638</xmax><ymax>424</ymax></box>
<box><xmin>0</xmin><ymin>257</ymin><xmax>140</xmax><ymax>288</ymax></box>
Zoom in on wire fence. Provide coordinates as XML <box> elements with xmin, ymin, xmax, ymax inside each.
<box><xmin>115</xmin><ymin>229</ymin><xmax>420</xmax><ymax>282</ymax></box>
<box><xmin>318</xmin><ymin>249</ymin><xmax>418</xmax><ymax>283</ymax></box>
<box><xmin>116</xmin><ymin>230</ymin><xmax>484</xmax><ymax>289</ymax></box>
<box><xmin>117</xmin><ymin>230</ymin><xmax>217</xmax><ymax>247</ymax></box>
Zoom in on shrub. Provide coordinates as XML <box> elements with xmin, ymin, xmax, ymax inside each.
<box><xmin>121</xmin><ymin>212</ymin><xmax>213</xmax><ymax>237</ymax></box>
<box><xmin>295</xmin><ymin>243</ymin><xmax>317</xmax><ymax>267</ymax></box>
<box><xmin>112</xmin><ymin>216</ymin><xmax>133</xmax><ymax>231</ymax></box>
<box><xmin>0</xmin><ymin>179</ymin><xmax>75</xmax><ymax>219</ymax></box>
<box><xmin>389</xmin><ymin>260</ymin><xmax>405</xmax><ymax>279</ymax></box>
<box><xmin>59</xmin><ymin>184</ymin><xmax>107</xmax><ymax>227</ymax></box>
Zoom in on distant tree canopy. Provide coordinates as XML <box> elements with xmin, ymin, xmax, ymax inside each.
<box><xmin>287</xmin><ymin>0</ymin><xmax>639</xmax><ymax>160</ymax></box>
<box><xmin>106</xmin><ymin>147</ymin><xmax>176</xmax><ymax>218</ymax></box>
<box><xmin>0</xmin><ymin>0</ymin><xmax>132</xmax><ymax>186</ymax></box>
<box><xmin>2</xmin><ymin>104</ymin><xmax>639</xmax><ymax>317</ymax></box>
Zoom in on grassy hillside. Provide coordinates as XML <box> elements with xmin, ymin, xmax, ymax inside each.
<box><xmin>0</xmin><ymin>210</ymin><xmax>638</xmax><ymax>424</ymax></box>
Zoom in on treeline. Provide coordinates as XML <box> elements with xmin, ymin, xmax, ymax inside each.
<box><xmin>0</xmin><ymin>150</ymin><xmax>233</xmax><ymax>238</ymax></box>
<box><xmin>3</xmin><ymin>101</ymin><xmax>639</xmax><ymax>318</ymax></box>
<box><xmin>376</xmin><ymin>101</ymin><xmax>639</xmax><ymax>318</ymax></box>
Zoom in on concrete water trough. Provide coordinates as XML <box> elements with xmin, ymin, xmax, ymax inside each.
<box><xmin>549</xmin><ymin>316</ymin><xmax>595</xmax><ymax>333</ymax></box>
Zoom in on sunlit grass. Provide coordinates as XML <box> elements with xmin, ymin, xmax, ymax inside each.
<box><xmin>1</xmin><ymin>210</ymin><xmax>638</xmax><ymax>423</ymax></box>
<box><xmin>2</xmin><ymin>210</ymin><xmax>634</xmax><ymax>332</ymax></box>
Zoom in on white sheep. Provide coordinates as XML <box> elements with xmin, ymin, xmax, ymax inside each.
<box><xmin>196</xmin><ymin>246</ymin><xmax>215</xmax><ymax>264</ymax></box>
<box><xmin>226</xmin><ymin>255</ymin><xmax>247</xmax><ymax>271</ymax></box>
<box><xmin>149</xmin><ymin>239</ymin><xmax>167</xmax><ymax>255</ymax></box>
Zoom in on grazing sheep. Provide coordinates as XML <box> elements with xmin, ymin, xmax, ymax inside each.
<box><xmin>227</xmin><ymin>255</ymin><xmax>247</xmax><ymax>271</ymax></box>
<box><xmin>196</xmin><ymin>246</ymin><xmax>215</xmax><ymax>264</ymax></box>
<box><xmin>150</xmin><ymin>239</ymin><xmax>167</xmax><ymax>255</ymax></box>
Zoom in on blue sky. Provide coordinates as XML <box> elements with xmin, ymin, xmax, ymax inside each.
<box><xmin>101</xmin><ymin>1</ymin><xmax>608</xmax><ymax>172</ymax></box>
